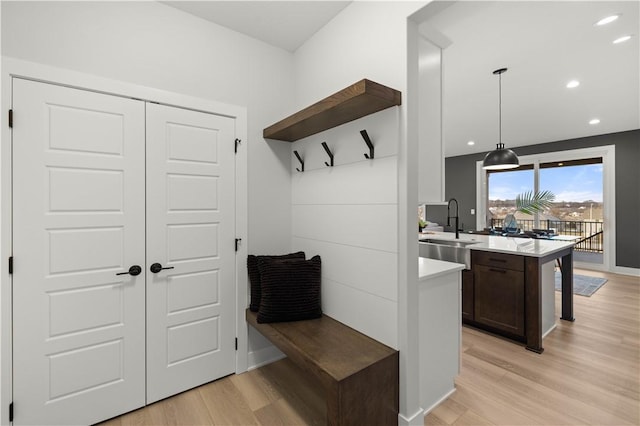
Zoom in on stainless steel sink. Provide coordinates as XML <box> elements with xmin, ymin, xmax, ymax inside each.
<box><xmin>420</xmin><ymin>238</ymin><xmax>478</xmax><ymax>247</ymax></box>
<box><xmin>419</xmin><ymin>238</ymin><xmax>477</xmax><ymax>268</ymax></box>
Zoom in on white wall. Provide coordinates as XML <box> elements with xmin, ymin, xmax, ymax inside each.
<box><xmin>417</xmin><ymin>36</ymin><xmax>445</xmax><ymax>204</ymax></box>
<box><xmin>2</xmin><ymin>1</ymin><xmax>438</xmax><ymax>424</ymax></box>
<box><xmin>292</xmin><ymin>2</ymin><xmax>429</xmax><ymax>424</ymax></box>
<box><xmin>293</xmin><ymin>2</ymin><xmax>418</xmax><ymax>109</ymax></box>
<box><xmin>290</xmin><ymin>108</ymin><xmax>400</xmax><ymax>348</ymax></box>
<box><xmin>1</xmin><ymin>1</ymin><xmax>294</xmax><ymax>255</ymax></box>
<box><xmin>0</xmin><ymin>0</ymin><xmax>295</xmax><ymax>394</ymax></box>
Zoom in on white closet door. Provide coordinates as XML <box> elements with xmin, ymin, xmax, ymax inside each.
<box><xmin>12</xmin><ymin>79</ymin><xmax>146</xmax><ymax>425</ymax></box>
<box><xmin>145</xmin><ymin>103</ymin><xmax>236</xmax><ymax>403</ymax></box>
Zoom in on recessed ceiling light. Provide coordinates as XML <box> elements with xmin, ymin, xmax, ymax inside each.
<box><xmin>595</xmin><ymin>15</ymin><xmax>619</xmax><ymax>26</ymax></box>
<box><xmin>613</xmin><ymin>35</ymin><xmax>632</xmax><ymax>44</ymax></box>
<box><xmin>566</xmin><ymin>80</ymin><xmax>580</xmax><ymax>88</ymax></box>
<box><xmin>467</xmin><ymin>140</ymin><xmax>475</xmax><ymax>146</ymax></box>
<box><xmin>589</xmin><ymin>118</ymin><xmax>600</xmax><ymax>125</ymax></box>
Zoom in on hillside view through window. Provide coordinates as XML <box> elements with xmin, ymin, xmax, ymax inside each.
<box><xmin>488</xmin><ymin>158</ymin><xmax>603</xmax><ymax>243</ymax></box>
<box><xmin>489</xmin><ymin>159</ymin><xmax>603</xmax><ymax>220</ymax></box>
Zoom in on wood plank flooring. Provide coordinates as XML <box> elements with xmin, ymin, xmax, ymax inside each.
<box><xmin>100</xmin><ymin>268</ymin><xmax>639</xmax><ymax>426</ymax></box>
<box><xmin>426</xmin><ymin>268</ymin><xmax>640</xmax><ymax>426</ymax></box>
<box><xmin>100</xmin><ymin>352</ymin><xmax>327</xmax><ymax>425</ymax></box>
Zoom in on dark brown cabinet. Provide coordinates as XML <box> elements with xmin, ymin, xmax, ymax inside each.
<box><xmin>461</xmin><ymin>244</ymin><xmax>574</xmax><ymax>353</ymax></box>
<box><xmin>473</xmin><ymin>264</ymin><xmax>525</xmax><ymax>337</ymax></box>
<box><xmin>461</xmin><ymin>269</ymin><xmax>474</xmax><ymax>321</ymax></box>
<box><xmin>466</xmin><ymin>251</ymin><xmax>526</xmax><ymax>339</ymax></box>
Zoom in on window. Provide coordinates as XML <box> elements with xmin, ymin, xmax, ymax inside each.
<box><xmin>487</xmin><ymin>165</ymin><xmax>534</xmax><ymax>228</ymax></box>
<box><xmin>539</xmin><ymin>158</ymin><xmax>603</xmax><ymax>252</ymax></box>
<box><xmin>478</xmin><ymin>147</ymin><xmax>612</xmax><ymax>269</ymax></box>
<box><xmin>486</xmin><ymin>159</ymin><xmax>603</xmax><ymax>231</ymax></box>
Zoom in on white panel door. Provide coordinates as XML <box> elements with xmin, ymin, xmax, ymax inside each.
<box><xmin>145</xmin><ymin>103</ymin><xmax>236</xmax><ymax>403</ymax></box>
<box><xmin>12</xmin><ymin>79</ymin><xmax>146</xmax><ymax>425</ymax></box>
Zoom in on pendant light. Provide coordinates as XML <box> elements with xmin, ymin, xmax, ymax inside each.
<box><xmin>482</xmin><ymin>68</ymin><xmax>519</xmax><ymax>170</ymax></box>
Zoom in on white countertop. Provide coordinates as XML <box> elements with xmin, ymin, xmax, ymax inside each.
<box><xmin>418</xmin><ymin>257</ymin><xmax>465</xmax><ymax>282</ymax></box>
<box><xmin>419</xmin><ymin>231</ymin><xmax>575</xmax><ymax>258</ymax></box>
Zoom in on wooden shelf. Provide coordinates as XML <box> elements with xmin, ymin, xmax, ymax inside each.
<box><xmin>263</xmin><ymin>79</ymin><xmax>401</xmax><ymax>142</ymax></box>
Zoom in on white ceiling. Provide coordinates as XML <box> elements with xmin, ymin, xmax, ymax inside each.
<box><xmin>162</xmin><ymin>1</ymin><xmax>351</xmax><ymax>52</ymax></box>
<box><xmin>163</xmin><ymin>1</ymin><xmax>638</xmax><ymax>158</ymax></box>
<box><xmin>419</xmin><ymin>1</ymin><xmax>639</xmax><ymax>157</ymax></box>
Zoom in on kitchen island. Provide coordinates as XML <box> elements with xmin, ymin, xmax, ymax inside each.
<box><xmin>419</xmin><ymin>232</ymin><xmax>575</xmax><ymax>353</ymax></box>
<box><xmin>418</xmin><ymin>257</ymin><xmax>465</xmax><ymax>413</ymax></box>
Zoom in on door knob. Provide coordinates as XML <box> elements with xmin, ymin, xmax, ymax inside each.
<box><xmin>116</xmin><ymin>265</ymin><xmax>142</xmax><ymax>276</ymax></box>
<box><xmin>150</xmin><ymin>263</ymin><xmax>175</xmax><ymax>274</ymax></box>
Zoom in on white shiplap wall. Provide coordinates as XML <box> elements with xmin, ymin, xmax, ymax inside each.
<box><xmin>291</xmin><ymin>107</ymin><xmax>399</xmax><ymax>348</ymax></box>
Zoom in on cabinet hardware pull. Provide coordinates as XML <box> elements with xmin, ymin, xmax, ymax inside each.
<box><xmin>489</xmin><ymin>258</ymin><xmax>507</xmax><ymax>262</ymax></box>
<box><xmin>489</xmin><ymin>268</ymin><xmax>507</xmax><ymax>273</ymax></box>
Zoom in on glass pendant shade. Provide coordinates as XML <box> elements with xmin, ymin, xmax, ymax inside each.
<box><xmin>482</xmin><ymin>143</ymin><xmax>519</xmax><ymax>170</ymax></box>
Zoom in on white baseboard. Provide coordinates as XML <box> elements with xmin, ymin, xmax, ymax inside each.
<box><xmin>422</xmin><ymin>387</ymin><xmax>456</xmax><ymax>416</ymax></box>
<box><xmin>574</xmin><ymin>261</ymin><xmax>608</xmax><ymax>272</ymax></box>
<box><xmin>542</xmin><ymin>323</ymin><xmax>557</xmax><ymax>339</ymax></box>
<box><xmin>612</xmin><ymin>265</ymin><xmax>640</xmax><ymax>277</ymax></box>
<box><xmin>247</xmin><ymin>345</ymin><xmax>285</xmax><ymax>371</ymax></box>
<box><xmin>398</xmin><ymin>408</ymin><xmax>424</xmax><ymax>426</ymax></box>
<box><xmin>576</xmin><ymin>261</ymin><xmax>640</xmax><ymax>278</ymax></box>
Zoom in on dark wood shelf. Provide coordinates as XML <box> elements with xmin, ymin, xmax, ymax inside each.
<box><xmin>263</xmin><ymin>79</ymin><xmax>401</xmax><ymax>142</ymax></box>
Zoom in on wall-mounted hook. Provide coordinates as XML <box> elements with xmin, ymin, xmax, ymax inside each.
<box><xmin>321</xmin><ymin>142</ymin><xmax>334</xmax><ymax>167</ymax></box>
<box><xmin>360</xmin><ymin>130</ymin><xmax>374</xmax><ymax>159</ymax></box>
<box><xmin>294</xmin><ymin>150</ymin><xmax>304</xmax><ymax>172</ymax></box>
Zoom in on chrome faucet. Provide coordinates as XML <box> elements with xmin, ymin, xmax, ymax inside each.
<box><xmin>447</xmin><ymin>198</ymin><xmax>460</xmax><ymax>239</ymax></box>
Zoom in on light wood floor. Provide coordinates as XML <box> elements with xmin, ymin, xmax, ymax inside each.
<box><xmin>101</xmin><ymin>268</ymin><xmax>639</xmax><ymax>426</ymax></box>
<box><xmin>424</xmin><ymin>268</ymin><xmax>640</xmax><ymax>425</ymax></box>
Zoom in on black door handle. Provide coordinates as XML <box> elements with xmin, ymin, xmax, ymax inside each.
<box><xmin>116</xmin><ymin>265</ymin><xmax>142</xmax><ymax>276</ymax></box>
<box><xmin>150</xmin><ymin>263</ymin><xmax>175</xmax><ymax>274</ymax></box>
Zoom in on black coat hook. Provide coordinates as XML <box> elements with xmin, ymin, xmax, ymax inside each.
<box><xmin>321</xmin><ymin>142</ymin><xmax>334</xmax><ymax>167</ymax></box>
<box><xmin>360</xmin><ymin>130</ymin><xmax>374</xmax><ymax>159</ymax></box>
<box><xmin>294</xmin><ymin>150</ymin><xmax>304</xmax><ymax>172</ymax></box>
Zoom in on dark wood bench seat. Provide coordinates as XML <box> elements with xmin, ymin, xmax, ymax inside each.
<box><xmin>246</xmin><ymin>309</ymin><xmax>399</xmax><ymax>426</ymax></box>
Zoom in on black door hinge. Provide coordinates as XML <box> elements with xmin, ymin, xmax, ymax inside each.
<box><xmin>8</xmin><ymin>257</ymin><xmax>13</xmax><ymax>275</ymax></box>
<box><xmin>8</xmin><ymin>110</ymin><xmax>13</xmax><ymax>128</ymax></box>
<box><xmin>235</xmin><ymin>238</ymin><xmax>241</xmax><ymax>252</ymax></box>
<box><xmin>9</xmin><ymin>402</ymin><xmax>13</xmax><ymax>422</ymax></box>
<box><xmin>234</xmin><ymin>138</ymin><xmax>241</xmax><ymax>154</ymax></box>
<box><xmin>235</xmin><ymin>338</ymin><xmax>238</xmax><ymax>351</ymax></box>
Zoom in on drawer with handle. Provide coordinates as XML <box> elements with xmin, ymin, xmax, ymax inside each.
<box><xmin>472</xmin><ymin>250</ymin><xmax>524</xmax><ymax>271</ymax></box>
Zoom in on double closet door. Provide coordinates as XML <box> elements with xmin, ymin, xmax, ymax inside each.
<box><xmin>12</xmin><ymin>79</ymin><xmax>236</xmax><ymax>425</ymax></box>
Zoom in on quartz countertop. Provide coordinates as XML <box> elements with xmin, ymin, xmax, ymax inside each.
<box><xmin>419</xmin><ymin>231</ymin><xmax>575</xmax><ymax>258</ymax></box>
<box><xmin>418</xmin><ymin>257</ymin><xmax>465</xmax><ymax>282</ymax></box>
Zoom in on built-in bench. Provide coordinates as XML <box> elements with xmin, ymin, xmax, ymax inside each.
<box><xmin>246</xmin><ymin>309</ymin><xmax>399</xmax><ymax>425</ymax></box>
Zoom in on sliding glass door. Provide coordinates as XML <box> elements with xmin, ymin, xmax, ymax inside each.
<box><xmin>539</xmin><ymin>159</ymin><xmax>604</xmax><ymax>264</ymax></box>
<box><xmin>478</xmin><ymin>146</ymin><xmax>613</xmax><ymax>270</ymax></box>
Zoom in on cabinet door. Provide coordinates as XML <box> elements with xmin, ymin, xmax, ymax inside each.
<box><xmin>145</xmin><ymin>103</ymin><xmax>236</xmax><ymax>404</ymax></box>
<box><xmin>12</xmin><ymin>79</ymin><xmax>238</xmax><ymax>424</ymax></box>
<box><xmin>419</xmin><ymin>272</ymin><xmax>461</xmax><ymax>410</ymax></box>
<box><xmin>12</xmin><ymin>79</ymin><xmax>146</xmax><ymax>425</ymax></box>
<box><xmin>474</xmin><ymin>265</ymin><xmax>525</xmax><ymax>337</ymax></box>
<box><xmin>462</xmin><ymin>269</ymin><xmax>474</xmax><ymax>321</ymax></box>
